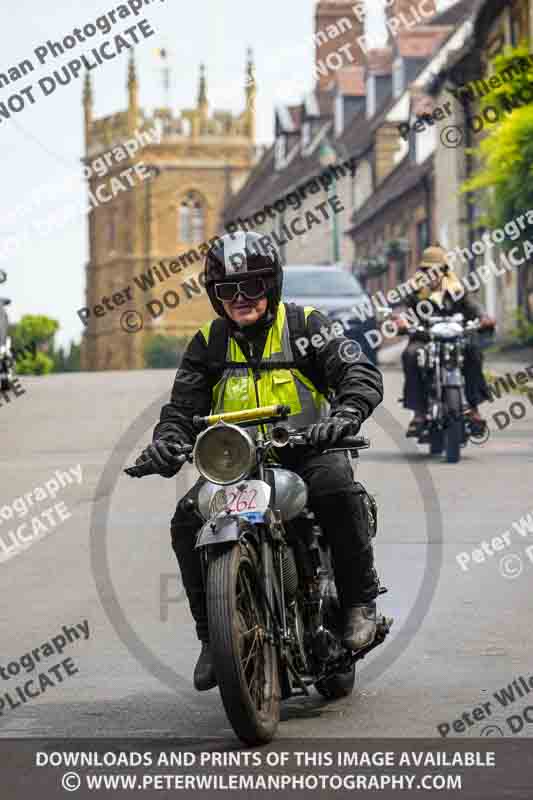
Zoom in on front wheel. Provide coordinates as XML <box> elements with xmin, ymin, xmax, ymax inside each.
<box><xmin>443</xmin><ymin>387</ymin><xmax>463</xmax><ymax>464</ymax></box>
<box><xmin>207</xmin><ymin>543</ymin><xmax>280</xmax><ymax>745</ymax></box>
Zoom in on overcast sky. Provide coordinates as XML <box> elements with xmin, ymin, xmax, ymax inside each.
<box><xmin>0</xmin><ymin>0</ymin><xmax>454</xmax><ymax>347</ymax></box>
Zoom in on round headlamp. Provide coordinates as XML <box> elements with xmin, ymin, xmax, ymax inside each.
<box><xmin>193</xmin><ymin>423</ymin><xmax>256</xmax><ymax>485</ymax></box>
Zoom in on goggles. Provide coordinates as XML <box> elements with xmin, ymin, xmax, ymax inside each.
<box><xmin>214</xmin><ymin>276</ymin><xmax>267</xmax><ymax>303</ymax></box>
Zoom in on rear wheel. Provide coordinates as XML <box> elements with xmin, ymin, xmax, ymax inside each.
<box><xmin>443</xmin><ymin>387</ymin><xmax>463</xmax><ymax>464</ymax></box>
<box><xmin>207</xmin><ymin>543</ymin><xmax>280</xmax><ymax>745</ymax></box>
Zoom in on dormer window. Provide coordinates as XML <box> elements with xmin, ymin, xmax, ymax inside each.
<box><xmin>393</xmin><ymin>57</ymin><xmax>405</xmax><ymax>98</ymax></box>
<box><xmin>275</xmin><ymin>135</ymin><xmax>286</xmax><ymax>170</ymax></box>
<box><xmin>302</xmin><ymin>121</ymin><xmax>311</xmax><ymax>151</ymax></box>
<box><xmin>366</xmin><ymin>75</ymin><xmax>376</xmax><ymax>118</ymax></box>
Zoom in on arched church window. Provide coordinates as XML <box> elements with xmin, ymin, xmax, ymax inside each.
<box><xmin>179</xmin><ymin>191</ymin><xmax>205</xmax><ymax>243</ymax></box>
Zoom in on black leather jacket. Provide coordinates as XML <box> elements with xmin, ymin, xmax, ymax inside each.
<box><xmin>153</xmin><ymin>304</ymin><xmax>384</xmax><ymax>447</ymax></box>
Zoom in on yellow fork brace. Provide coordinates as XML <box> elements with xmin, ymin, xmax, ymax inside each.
<box><xmin>201</xmin><ymin>404</ymin><xmax>289</xmax><ymax>427</ymax></box>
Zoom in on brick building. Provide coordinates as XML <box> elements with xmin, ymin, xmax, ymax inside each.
<box><xmin>426</xmin><ymin>0</ymin><xmax>533</xmax><ymax>329</ymax></box>
<box><xmin>81</xmin><ymin>53</ymin><xmax>257</xmax><ymax>371</ymax></box>
<box><xmin>222</xmin><ymin>0</ymin><xmax>450</xmax><ymax>277</ymax></box>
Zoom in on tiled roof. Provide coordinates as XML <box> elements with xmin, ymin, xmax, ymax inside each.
<box><xmin>397</xmin><ymin>26</ymin><xmax>454</xmax><ymax>59</ymax></box>
<box><xmin>223</xmin><ymin>145</ymin><xmax>276</xmax><ymax>222</ymax></box>
<box><xmin>222</xmin><ymin>122</ymin><xmax>339</xmax><ymax>223</ymax></box>
<box><xmin>346</xmin><ymin>155</ymin><xmax>433</xmax><ymax>235</ymax></box>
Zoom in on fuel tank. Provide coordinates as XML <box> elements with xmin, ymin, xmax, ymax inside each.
<box><xmin>264</xmin><ymin>468</ymin><xmax>308</xmax><ymax>521</ymax></box>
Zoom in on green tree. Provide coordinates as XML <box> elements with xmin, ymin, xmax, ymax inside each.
<box><xmin>462</xmin><ymin>43</ymin><xmax>533</xmax><ymax>238</ymax></box>
<box><xmin>144</xmin><ymin>335</ymin><xmax>189</xmax><ymax>368</ymax></box>
<box><xmin>17</xmin><ymin>351</ymin><xmax>54</xmax><ymax>375</ymax></box>
<box><xmin>10</xmin><ymin>314</ymin><xmax>59</xmax><ymax>349</ymax></box>
<box><xmin>53</xmin><ymin>341</ymin><xmax>81</xmax><ymax>372</ymax></box>
<box><xmin>10</xmin><ymin>315</ymin><xmax>59</xmax><ymax>375</ymax></box>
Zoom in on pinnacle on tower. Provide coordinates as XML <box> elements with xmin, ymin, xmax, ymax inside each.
<box><xmin>198</xmin><ymin>63</ymin><xmax>208</xmax><ymax>108</ymax></box>
<box><xmin>128</xmin><ymin>50</ymin><xmax>137</xmax><ymax>91</ymax></box>
<box><xmin>246</xmin><ymin>47</ymin><xmax>255</xmax><ymax>91</ymax></box>
<box><xmin>83</xmin><ymin>71</ymin><xmax>93</xmax><ymax>107</ymax></box>
<box><xmin>127</xmin><ymin>51</ymin><xmax>139</xmax><ymax>131</ymax></box>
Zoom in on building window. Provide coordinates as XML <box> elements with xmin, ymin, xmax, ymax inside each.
<box><xmin>302</xmin><ymin>121</ymin><xmax>311</xmax><ymax>150</ymax></box>
<box><xmin>275</xmin><ymin>136</ymin><xmax>286</xmax><ymax>170</ymax></box>
<box><xmin>417</xmin><ymin>219</ymin><xmax>430</xmax><ymax>261</ymax></box>
<box><xmin>366</xmin><ymin>76</ymin><xmax>376</xmax><ymax>118</ymax></box>
<box><xmin>393</xmin><ymin>58</ymin><xmax>405</xmax><ymax>98</ymax></box>
<box><xmin>179</xmin><ymin>191</ymin><xmax>205</xmax><ymax>243</ymax></box>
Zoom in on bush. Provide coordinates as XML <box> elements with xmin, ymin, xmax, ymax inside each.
<box><xmin>10</xmin><ymin>315</ymin><xmax>59</xmax><ymax>376</ymax></box>
<box><xmin>144</xmin><ymin>335</ymin><xmax>189</xmax><ymax>368</ymax></box>
<box><xmin>462</xmin><ymin>43</ymin><xmax>533</xmax><ymax>241</ymax></box>
<box><xmin>16</xmin><ymin>351</ymin><xmax>54</xmax><ymax>375</ymax></box>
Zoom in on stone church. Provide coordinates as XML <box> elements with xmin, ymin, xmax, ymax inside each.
<box><xmin>81</xmin><ymin>53</ymin><xmax>257</xmax><ymax>371</ymax></box>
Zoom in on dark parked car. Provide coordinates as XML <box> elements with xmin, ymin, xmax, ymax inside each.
<box><xmin>282</xmin><ymin>266</ymin><xmax>379</xmax><ymax>364</ymax></box>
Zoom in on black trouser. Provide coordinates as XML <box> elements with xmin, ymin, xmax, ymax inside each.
<box><xmin>402</xmin><ymin>338</ymin><xmax>490</xmax><ymax>415</ymax></box>
<box><xmin>171</xmin><ymin>451</ymin><xmax>379</xmax><ymax>643</ymax></box>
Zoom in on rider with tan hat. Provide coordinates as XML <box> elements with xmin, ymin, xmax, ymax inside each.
<box><xmin>398</xmin><ymin>245</ymin><xmax>495</xmax><ymax>436</ymax></box>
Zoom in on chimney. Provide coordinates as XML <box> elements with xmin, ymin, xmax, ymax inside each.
<box><xmin>314</xmin><ymin>1</ymin><xmax>365</xmax><ymax>90</ymax></box>
<box><xmin>385</xmin><ymin>0</ymin><xmax>438</xmax><ymax>41</ymax></box>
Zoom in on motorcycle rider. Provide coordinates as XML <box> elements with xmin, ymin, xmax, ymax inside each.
<box><xmin>0</xmin><ymin>297</ymin><xmax>12</xmax><ymax>391</ymax></box>
<box><xmin>137</xmin><ymin>232</ymin><xmax>384</xmax><ymax>691</ymax></box>
<box><xmin>398</xmin><ymin>246</ymin><xmax>495</xmax><ymax>436</ymax></box>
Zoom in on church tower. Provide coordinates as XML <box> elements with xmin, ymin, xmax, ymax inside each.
<box><xmin>81</xmin><ymin>54</ymin><xmax>257</xmax><ymax>371</ymax></box>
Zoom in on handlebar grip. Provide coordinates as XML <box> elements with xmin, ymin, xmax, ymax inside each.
<box><xmin>124</xmin><ymin>460</ymin><xmax>157</xmax><ymax>478</ymax></box>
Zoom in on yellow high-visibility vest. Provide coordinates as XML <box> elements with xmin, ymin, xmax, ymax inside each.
<box><xmin>200</xmin><ymin>303</ymin><xmax>329</xmax><ymax>427</ymax></box>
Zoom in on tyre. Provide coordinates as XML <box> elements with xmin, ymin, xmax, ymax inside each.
<box><xmin>315</xmin><ymin>664</ymin><xmax>356</xmax><ymax>699</ymax></box>
<box><xmin>207</xmin><ymin>543</ymin><xmax>280</xmax><ymax>745</ymax></box>
<box><xmin>429</xmin><ymin>429</ymin><xmax>444</xmax><ymax>455</ymax></box>
<box><xmin>443</xmin><ymin>387</ymin><xmax>462</xmax><ymax>464</ymax></box>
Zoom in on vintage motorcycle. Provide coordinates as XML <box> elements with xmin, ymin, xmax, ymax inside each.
<box><xmin>402</xmin><ymin>314</ymin><xmax>489</xmax><ymax>462</ymax></box>
<box><xmin>126</xmin><ymin>404</ymin><xmax>392</xmax><ymax>745</ymax></box>
<box><xmin>0</xmin><ymin>298</ymin><xmax>13</xmax><ymax>392</ymax></box>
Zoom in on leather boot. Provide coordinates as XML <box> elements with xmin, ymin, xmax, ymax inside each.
<box><xmin>193</xmin><ymin>642</ymin><xmax>217</xmax><ymax>691</ymax></box>
<box><xmin>342</xmin><ymin>602</ymin><xmax>377</xmax><ymax>652</ymax></box>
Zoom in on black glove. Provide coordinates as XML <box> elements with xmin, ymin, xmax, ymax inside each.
<box><xmin>136</xmin><ymin>438</ymin><xmax>187</xmax><ymax>478</ymax></box>
<box><xmin>306</xmin><ymin>415</ymin><xmax>361</xmax><ymax>447</ymax></box>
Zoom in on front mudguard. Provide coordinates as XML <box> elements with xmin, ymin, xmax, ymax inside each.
<box><xmin>195</xmin><ymin>510</ymin><xmax>269</xmax><ymax>549</ymax></box>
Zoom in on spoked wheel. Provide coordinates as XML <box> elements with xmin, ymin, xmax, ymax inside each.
<box><xmin>207</xmin><ymin>543</ymin><xmax>280</xmax><ymax>745</ymax></box>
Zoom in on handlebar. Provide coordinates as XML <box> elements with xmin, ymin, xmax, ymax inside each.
<box><xmin>124</xmin><ymin>428</ymin><xmax>370</xmax><ymax>479</ymax></box>
<box><xmin>124</xmin><ymin>443</ymin><xmax>193</xmax><ymax>478</ymax></box>
<box><xmin>403</xmin><ymin>317</ymin><xmax>484</xmax><ymax>337</ymax></box>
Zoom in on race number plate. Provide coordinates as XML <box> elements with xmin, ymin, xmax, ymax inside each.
<box><xmin>208</xmin><ymin>480</ymin><xmax>271</xmax><ymax>516</ymax></box>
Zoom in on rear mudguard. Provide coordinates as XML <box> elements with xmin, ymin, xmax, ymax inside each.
<box><xmin>195</xmin><ymin>510</ymin><xmax>269</xmax><ymax>549</ymax></box>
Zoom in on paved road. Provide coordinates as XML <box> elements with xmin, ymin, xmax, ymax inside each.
<box><xmin>0</xmin><ymin>364</ymin><xmax>532</xmax><ymax>743</ymax></box>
